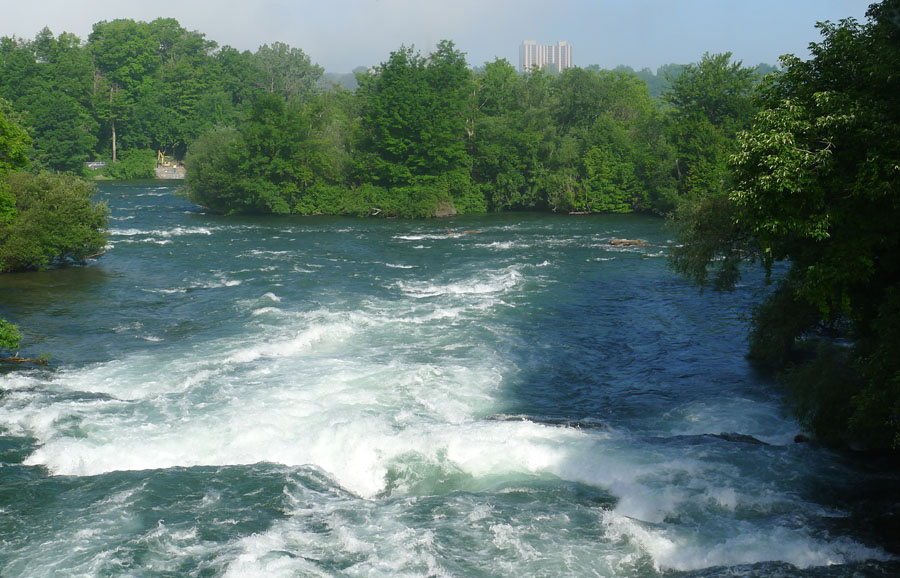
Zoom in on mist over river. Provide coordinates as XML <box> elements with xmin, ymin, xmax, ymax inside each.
<box><xmin>1</xmin><ymin>181</ymin><xmax>897</xmax><ymax>577</ymax></box>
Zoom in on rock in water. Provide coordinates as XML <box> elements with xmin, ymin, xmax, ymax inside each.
<box><xmin>609</xmin><ymin>238</ymin><xmax>648</xmax><ymax>246</ymax></box>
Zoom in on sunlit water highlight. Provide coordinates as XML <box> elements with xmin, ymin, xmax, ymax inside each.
<box><xmin>1</xmin><ymin>182</ymin><xmax>897</xmax><ymax>577</ymax></box>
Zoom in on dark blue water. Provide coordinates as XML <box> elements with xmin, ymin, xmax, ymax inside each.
<box><xmin>0</xmin><ymin>181</ymin><xmax>896</xmax><ymax>577</ymax></box>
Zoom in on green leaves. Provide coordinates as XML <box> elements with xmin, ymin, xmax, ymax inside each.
<box><xmin>730</xmin><ymin>98</ymin><xmax>836</xmax><ymax>246</ymax></box>
<box><xmin>0</xmin><ymin>101</ymin><xmax>108</xmax><ymax>357</ymax></box>
<box><xmin>671</xmin><ymin>1</ymin><xmax>900</xmax><ymax>450</ymax></box>
<box><xmin>0</xmin><ymin>317</ymin><xmax>21</xmax><ymax>352</ymax></box>
<box><xmin>187</xmin><ymin>89</ymin><xmax>357</xmax><ymax>215</ymax></box>
<box><xmin>664</xmin><ymin>52</ymin><xmax>758</xmax><ymax>207</ymax></box>
<box><xmin>252</xmin><ymin>42</ymin><xmax>323</xmax><ymax>101</ymax></box>
<box><xmin>0</xmin><ymin>99</ymin><xmax>31</xmax><ymax>178</ymax></box>
<box><xmin>581</xmin><ymin>145</ymin><xmax>636</xmax><ymax>213</ymax></box>
<box><xmin>0</xmin><ymin>99</ymin><xmax>30</xmax><ymax>227</ymax></box>
<box><xmin>357</xmin><ymin>42</ymin><xmax>471</xmax><ymax>189</ymax></box>
<box><xmin>0</xmin><ymin>172</ymin><xmax>109</xmax><ymax>272</ymax></box>
<box><xmin>664</xmin><ymin>52</ymin><xmax>757</xmax><ymax>131</ymax></box>
<box><xmin>21</xmin><ymin>90</ymin><xmax>98</xmax><ymax>172</ymax></box>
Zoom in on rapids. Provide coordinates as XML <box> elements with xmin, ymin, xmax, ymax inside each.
<box><xmin>0</xmin><ymin>181</ymin><xmax>897</xmax><ymax>577</ymax></box>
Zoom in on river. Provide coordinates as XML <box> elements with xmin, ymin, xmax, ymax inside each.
<box><xmin>0</xmin><ymin>181</ymin><xmax>897</xmax><ymax>577</ymax></box>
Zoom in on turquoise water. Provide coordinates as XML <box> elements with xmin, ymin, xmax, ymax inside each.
<box><xmin>0</xmin><ymin>181</ymin><xmax>897</xmax><ymax>577</ymax></box>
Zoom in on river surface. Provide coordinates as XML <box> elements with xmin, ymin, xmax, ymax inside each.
<box><xmin>1</xmin><ymin>181</ymin><xmax>897</xmax><ymax>577</ymax></box>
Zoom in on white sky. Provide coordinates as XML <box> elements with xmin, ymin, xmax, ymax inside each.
<box><xmin>3</xmin><ymin>0</ymin><xmax>876</xmax><ymax>72</ymax></box>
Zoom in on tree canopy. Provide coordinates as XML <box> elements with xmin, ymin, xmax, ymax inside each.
<box><xmin>672</xmin><ymin>0</ymin><xmax>900</xmax><ymax>450</ymax></box>
<box><xmin>0</xmin><ymin>171</ymin><xmax>109</xmax><ymax>272</ymax></box>
<box><xmin>186</xmin><ymin>40</ymin><xmax>701</xmax><ymax>218</ymax></box>
<box><xmin>1</xmin><ymin>18</ymin><xmax>774</xmax><ymax>218</ymax></box>
<box><xmin>0</xmin><ymin>18</ymin><xmax>323</xmax><ymax>171</ymax></box>
<box><xmin>0</xmin><ymin>98</ymin><xmax>109</xmax><ymax>356</ymax></box>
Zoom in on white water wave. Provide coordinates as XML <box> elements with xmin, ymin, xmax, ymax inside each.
<box><xmin>602</xmin><ymin>510</ymin><xmax>892</xmax><ymax>571</ymax></box>
<box><xmin>111</xmin><ymin>237</ymin><xmax>173</xmax><ymax>246</ymax></box>
<box><xmin>146</xmin><ymin>277</ymin><xmax>242</xmax><ymax>294</ymax></box>
<box><xmin>3</xmin><ymin>235</ymin><xmax>893</xmax><ymax>575</ymax></box>
<box><xmin>6</xmin><ymin>349</ymin><xmax>892</xmax><ymax>574</ymax></box>
<box><xmin>240</xmin><ymin>249</ymin><xmax>291</xmax><ymax>258</ymax></box>
<box><xmin>396</xmin><ymin>267</ymin><xmax>523</xmax><ymax>299</ymax></box>
<box><xmin>473</xmin><ymin>241</ymin><xmax>531</xmax><ymax>250</ymax></box>
<box><xmin>110</xmin><ymin>226</ymin><xmax>217</xmax><ymax>238</ymax></box>
<box><xmin>394</xmin><ymin>233</ymin><xmax>452</xmax><ymax>241</ymax></box>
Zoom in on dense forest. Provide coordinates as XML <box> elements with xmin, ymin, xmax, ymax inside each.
<box><xmin>0</xmin><ymin>17</ymin><xmax>773</xmax><ymax>217</ymax></box>
<box><xmin>2</xmin><ymin>1</ymin><xmax>900</xmax><ymax>453</ymax></box>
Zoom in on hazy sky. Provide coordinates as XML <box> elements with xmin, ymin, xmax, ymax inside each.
<box><xmin>4</xmin><ymin>0</ymin><xmax>876</xmax><ymax>72</ymax></box>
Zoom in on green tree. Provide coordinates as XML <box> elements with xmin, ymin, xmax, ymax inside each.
<box><xmin>251</xmin><ymin>42</ymin><xmax>323</xmax><ymax>102</ymax></box>
<box><xmin>103</xmin><ymin>148</ymin><xmax>156</xmax><ymax>179</ymax></box>
<box><xmin>421</xmin><ymin>40</ymin><xmax>472</xmax><ymax>174</ymax></box>
<box><xmin>21</xmin><ymin>89</ymin><xmax>97</xmax><ymax>172</ymax></box>
<box><xmin>357</xmin><ymin>42</ymin><xmax>471</xmax><ymax>183</ymax></box>
<box><xmin>470</xmin><ymin>59</ymin><xmax>538</xmax><ymax>210</ymax></box>
<box><xmin>0</xmin><ymin>317</ymin><xmax>21</xmax><ymax>352</ymax></box>
<box><xmin>664</xmin><ymin>52</ymin><xmax>756</xmax><ymax>130</ymax></box>
<box><xmin>672</xmin><ymin>1</ymin><xmax>900</xmax><ymax>450</ymax></box>
<box><xmin>354</xmin><ymin>41</ymin><xmax>478</xmax><ymax>215</ymax></box>
<box><xmin>140</xmin><ymin>20</ymin><xmax>221</xmax><ymax>156</ymax></box>
<box><xmin>356</xmin><ymin>45</ymin><xmax>429</xmax><ymax>187</ymax></box>
<box><xmin>0</xmin><ymin>36</ymin><xmax>40</xmax><ymax>105</ymax></box>
<box><xmin>664</xmin><ymin>52</ymin><xmax>757</xmax><ymax>202</ymax></box>
<box><xmin>0</xmin><ymin>29</ymin><xmax>99</xmax><ymax>173</ymax></box>
<box><xmin>237</xmin><ymin>93</ymin><xmax>310</xmax><ymax>213</ymax></box>
<box><xmin>581</xmin><ymin>143</ymin><xmax>637</xmax><ymax>213</ymax></box>
<box><xmin>215</xmin><ymin>46</ymin><xmax>263</xmax><ymax>111</ymax></box>
<box><xmin>668</xmin><ymin>53</ymin><xmax>762</xmax><ymax>288</ymax></box>
<box><xmin>186</xmin><ymin>90</ymin><xmax>355</xmax><ymax>215</ymax></box>
<box><xmin>0</xmin><ymin>100</ymin><xmax>29</xmax><ymax>170</ymax></box>
<box><xmin>0</xmin><ymin>98</ymin><xmax>30</xmax><ymax>223</ymax></box>
<box><xmin>471</xmin><ymin>65</ymin><xmax>558</xmax><ymax>211</ymax></box>
<box><xmin>184</xmin><ymin>126</ymin><xmax>246</xmax><ymax>213</ymax></box>
<box><xmin>0</xmin><ymin>101</ymin><xmax>27</xmax><ymax>342</ymax></box>
<box><xmin>0</xmin><ymin>172</ymin><xmax>108</xmax><ymax>272</ymax></box>
<box><xmin>88</xmin><ymin>19</ymin><xmax>159</xmax><ymax>161</ymax></box>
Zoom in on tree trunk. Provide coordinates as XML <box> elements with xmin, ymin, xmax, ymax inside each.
<box><xmin>111</xmin><ymin>117</ymin><xmax>117</xmax><ymax>163</ymax></box>
<box><xmin>109</xmin><ymin>85</ymin><xmax>118</xmax><ymax>163</ymax></box>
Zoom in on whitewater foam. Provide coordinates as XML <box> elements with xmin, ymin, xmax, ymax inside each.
<box><xmin>5</xmin><ymin>199</ymin><xmax>898</xmax><ymax>576</ymax></box>
<box><xmin>110</xmin><ymin>226</ymin><xmax>216</xmax><ymax>238</ymax></box>
<box><xmin>396</xmin><ymin>267</ymin><xmax>523</xmax><ymax>299</ymax></box>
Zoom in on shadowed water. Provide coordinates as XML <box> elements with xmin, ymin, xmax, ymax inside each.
<box><xmin>0</xmin><ymin>181</ymin><xmax>897</xmax><ymax>577</ymax></box>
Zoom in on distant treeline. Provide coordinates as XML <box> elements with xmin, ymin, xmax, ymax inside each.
<box><xmin>1</xmin><ymin>19</ymin><xmax>772</xmax><ymax>217</ymax></box>
<box><xmin>325</xmin><ymin>63</ymin><xmax>780</xmax><ymax>101</ymax></box>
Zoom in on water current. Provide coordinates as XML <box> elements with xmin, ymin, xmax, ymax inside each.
<box><xmin>1</xmin><ymin>181</ymin><xmax>897</xmax><ymax>577</ymax></box>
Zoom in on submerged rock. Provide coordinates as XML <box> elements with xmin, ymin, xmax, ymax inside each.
<box><xmin>609</xmin><ymin>238</ymin><xmax>648</xmax><ymax>246</ymax></box>
<box><xmin>716</xmin><ymin>432</ymin><xmax>769</xmax><ymax>445</ymax></box>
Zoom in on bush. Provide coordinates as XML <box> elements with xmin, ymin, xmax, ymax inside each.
<box><xmin>0</xmin><ymin>317</ymin><xmax>21</xmax><ymax>352</ymax></box>
<box><xmin>0</xmin><ymin>171</ymin><xmax>109</xmax><ymax>271</ymax></box>
<box><xmin>103</xmin><ymin>149</ymin><xmax>157</xmax><ymax>180</ymax></box>
<box><xmin>185</xmin><ymin>127</ymin><xmax>247</xmax><ymax>213</ymax></box>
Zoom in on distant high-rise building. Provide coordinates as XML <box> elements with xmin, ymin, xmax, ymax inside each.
<box><xmin>519</xmin><ymin>40</ymin><xmax>573</xmax><ymax>73</ymax></box>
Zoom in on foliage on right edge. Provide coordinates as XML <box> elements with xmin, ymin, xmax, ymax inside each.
<box><xmin>672</xmin><ymin>0</ymin><xmax>900</xmax><ymax>451</ymax></box>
